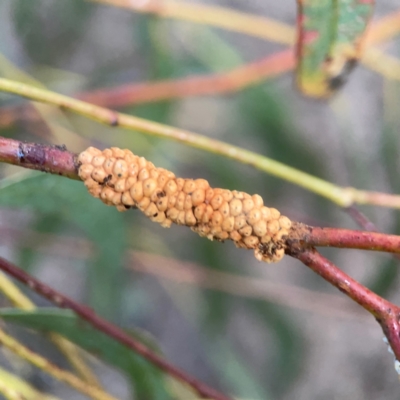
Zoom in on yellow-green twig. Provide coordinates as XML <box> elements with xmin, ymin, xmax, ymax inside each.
<box><xmin>0</xmin><ymin>272</ymin><xmax>101</xmax><ymax>390</ymax></box>
<box><xmin>0</xmin><ymin>365</ymin><xmax>60</xmax><ymax>400</ymax></box>
<box><xmin>0</xmin><ymin>327</ymin><xmax>118</xmax><ymax>400</ymax></box>
<box><xmin>2</xmin><ymin>77</ymin><xmax>400</xmax><ymax>208</ymax></box>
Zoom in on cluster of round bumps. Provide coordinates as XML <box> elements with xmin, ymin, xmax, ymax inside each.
<box><xmin>78</xmin><ymin>147</ymin><xmax>292</xmax><ymax>262</ymax></box>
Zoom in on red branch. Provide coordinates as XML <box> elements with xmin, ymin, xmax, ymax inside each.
<box><xmin>287</xmin><ymin>247</ymin><xmax>400</xmax><ymax>361</ymax></box>
<box><xmin>0</xmin><ymin>137</ymin><xmax>79</xmax><ymax>180</ymax></box>
<box><xmin>290</xmin><ymin>222</ymin><xmax>400</xmax><ymax>254</ymax></box>
<box><xmin>0</xmin><ymin>256</ymin><xmax>232</xmax><ymax>400</ymax></box>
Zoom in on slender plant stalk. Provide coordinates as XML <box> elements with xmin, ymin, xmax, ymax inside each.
<box><xmin>2</xmin><ymin>81</ymin><xmax>400</xmax><ymax>210</ymax></box>
<box><xmin>0</xmin><ymin>136</ymin><xmax>79</xmax><ymax>180</ymax></box>
<box><xmin>0</xmin><ymin>256</ymin><xmax>233</xmax><ymax>400</ymax></box>
<box><xmin>0</xmin><ymin>366</ymin><xmax>61</xmax><ymax>400</ymax></box>
<box><xmin>289</xmin><ymin>222</ymin><xmax>400</xmax><ymax>254</ymax></box>
<box><xmin>90</xmin><ymin>0</ymin><xmax>295</xmax><ymax>44</ymax></box>
<box><xmin>0</xmin><ymin>327</ymin><xmax>117</xmax><ymax>400</ymax></box>
<box><xmin>0</xmin><ymin>50</ymin><xmax>293</xmax><ymax>128</ymax></box>
<box><xmin>0</xmin><ymin>272</ymin><xmax>101</xmax><ymax>389</ymax></box>
<box><xmin>0</xmin><ymin>382</ymin><xmax>24</xmax><ymax>400</ymax></box>
<box><xmin>287</xmin><ymin>247</ymin><xmax>400</xmax><ymax>361</ymax></box>
<box><xmin>1</xmin><ymin>136</ymin><xmax>400</xmax><ymax>255</ymax></box>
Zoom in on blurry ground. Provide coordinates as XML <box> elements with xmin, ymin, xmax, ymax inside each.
<box><xmin>1</xmin><ymin>1</ymin><xmax>400</xmax><ymax>399</ymax></box>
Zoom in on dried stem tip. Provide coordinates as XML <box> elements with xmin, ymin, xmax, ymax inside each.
<box><xmin>78</xmin><ymin>147</ymin><xmax>291</xmax><ymax>262</ymax></box>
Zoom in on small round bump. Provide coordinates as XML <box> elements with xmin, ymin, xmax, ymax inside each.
<box><xmin>252</xmin><ymin>194</ymin><xmax>263</xmax><ymax>208</ymax></box>
<box><xmin>168</xmin><ymin>194</ymin><xmax>177</xmax><ymax>208</ymax></box>
<box><xmin>210</xmin><ymin>194</ymin><xmax>224</xmax><ymax>210</ymax></box>
<box><xmin>143</xmin><ymin>178</ymin><xmax>158</xmax><ymax>197</ymax></box>
<box><xmin>222</xmin><ymin>217</ymin><xmax>235</xmax><ymax>232</ymax></box>
<box><xmin>144</xmin><ymin>202</ymin><xmax>158</xmax><ymax>218</ymax></box>
<box><xmin>103</xmin><ymin>157</ymin><xmax>116</xmax><ymax>174</ymax></box>
<box><xmin>165</xmin><ymin>179</ymin><xmax>178</xmax><ymax>195</ymax></box>
<box><xmin>247</xmin><ymin>208</ymin><xmax>261</xmax><ymax>226</ymax></box>
<box><xmin>158</xmin><ymin>173</ymin><xmax>169</xmax><ymax>189</ymax></box>
<box><xmin>194</xmin><ymin>204</ymin><xmax>206</xmax><ymax>221</ymax></box>
<box><xmin>230</xmin><ymin>230</ymin><xmax>241</xmax><ymax>242</ymax></box>
<box><xmin>242</xmin><ymin>198</ymin><xmax>254</xmax><ymax>214</ymax></box>
<box><xmin>185</xmin><ymin>210</ymin><xmax>197</xmax><ymax>226</ymax></box>
<box><xmin>184</xmin><ymin>195</ymin><xmax>193</xmax><ymax>210</ymax></box>
<box><xmin>183</xmin><ymin>179</ymin><xmax>196</xmax><ymax>194</ymax></box>
<box><xmin>177</xmin><ymin>210</ymin><xmax>186</xmax><ymax>225</ymax></box>
<box><xmin>267</xmin><ymin>220</ymin><xmax>280</xmax><ymax>235</ymax></box>
<box><xmin>229</xmin><ymin>198</ymin><xmax>242</xmax><ymax>217</ymax></box>
<box><xmin>138</xmin><ymin>168</ymin><xmax>150</xmax><ymax>181</ymax></box>
<box><xmin>211</xmin><ymin>211</ymin><xmax>223</xmax><ymax>227</ymax></box>
<box><xmin>137</xmin><ymin>197</ymin><xmax>150</xmax><ymax>211</ymax></box>
<box><xmin>234</xmin><ymin>216</ymin><xmax>247</xmax><ymax>230</ymax></box>
<box><xmin>151</xmin><ymin>211</ymin><xmax>166</xmax><ymax>224</ymax></box>
<box><xmin>156</xmin><ymin>196</ymin><xmax>169</xmax><ymax>212</ymax></box>
<box><xmin>270</xmin><ymin>208</ymin><xmax>281</xmax><ymax>219</ymax></box>
<box><xmin>219</xmin><ymin>202</ymin><xmax>230</xmax><ymax>217</ymax></box>
<box><xmin>79</xmin><ymin>164</ymin><xmax>94</xmax><ymax>180</ymax></box>
<box><xmin>176</xmin><ymin>192</ymin><xmax>186</xmax><ymax>211</ymax></box>
<box><xmin>195</xmin><ymin>179</ymin><xmax>209</xmax><ymax>190</ymax></box>
<box><xmin>122</xmin><ymin>192</ymin><xmax>134</xmax><ymax>206</ymax></box>
<box><xmin>202</xmin><ymin>205</ymin><xmax>214</xmax><ymax>223</ymax></box>
<box><xmin>278</xmin><ymin>216</ymin><xmax>291</xmax><ymax>230</ymax></box>
<box><xmin>113</xmin><ymin>159</ymin><xmax>128</xmax><ymax>178</ymax></box>
<box><xmin>221</xmin><ymin>190</ymin><xmax>233</xmax><ymax>202</ymax></box>
<box><xmin>130</xmin><ymin>181</ymin><xmax>144</xmax><ymax>202</ymax></box>
<box><xmin>92</xmin><ymin>155</ymin><xmax>106</xmax><ymax>167</ymax></box>
<box><xmin>114</xmin><ymin>178</ymin><xmax>126</xmax><ymax>193</ymax></box>
<box><xmin>244</xmin><ymin>236</ymin><xmax>259</xmax><ymax>248</ymax></box>
<box><xmin>192</xmin><ymin>189</ymin><xmax>206</xmax><ymax>206</ymax></box>
<box><xmin>125</xmin><ymin>176</ymin><xmax>137</xmax><ymax>190</ymax></box>
<box><xmin>167</xmin><ymin>207</ymin><xmax>179</xmax><ymax>221</ymax></box>
<box><xmin>239</xmin><ymin>225</ymin><xmax>252</xmax><ymax>237</ymax></box>
<box><xmin>253</xmin><ymin>220</ymin><xmax>267</xmax><ymax>237</ymax></box>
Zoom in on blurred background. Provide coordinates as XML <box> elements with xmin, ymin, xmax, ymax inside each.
<box><xmin>0</xmin><ymin>0</ymin><xmax>400</xmax><ymax>399</ymax></box>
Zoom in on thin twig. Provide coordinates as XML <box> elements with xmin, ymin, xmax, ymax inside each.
<box><xmin>0</xmin><ymin>366</ymin><xmax>61</xmax><ymax>400</ymax></box>
<box><xmin>344</xmin><ymin>206</ymin><xmax>378</xmax><ymax>231</ymax></box>
<box><xmin>90</xmin><ymin>0</ymin><xmax>295</xmax><ymax>44</ymax></box>
<box><xmin>0</xmin><ymin>50</ymin><xmax>293</xmax><ymax>128</ymax></box>
<box><xmin>287</xmin><ymin>247</ymin><xmax>400</xmax><ymax>360</ymax></box>
<box><xmin>0</xmin><ymin>272</ymin><xmax>102</xmax><ymax>389</ymax></box>
<box><xmin>0</xmin><ymin>327</ymin><xmax>117</xmax><ymax>400</ymax></box>
<box><xmin>0</xmin><ymin>136</ymin><xmax>79</xmax><ymax>180</ymax></box>
<box><xmin>3</xmin><ymin>83</ymin><xmax>400</xmax><ymax>210</ymax></box>
<box><xmin>0</xmin><ymin>256</ymin><xmax>232</xmax><ymax>400</ymax></box>
<box><xmin>289</xmin><ymin>222</ymin><xmax>400</xmax><ymax>254</ymax></box>
<box><xmin>2</xmin><ymin>137</ymin><xmax>400</xmax><ymax>257</ymax></box>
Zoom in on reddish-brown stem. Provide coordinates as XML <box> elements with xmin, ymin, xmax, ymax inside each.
<box><xmin>0</xmin><ymin>137</ymin><xmax>79</xmax><ymax>180</ymax></box>
<box><xmin>0</xmin><ymin>256</ymin><xmax>232</xmax><ymax>400</ymax></box>
<box><xmin>290</xmin><ymin>222</ymin><xmax>400</xmax><ymax>254</ymax></box>
<box><xmin>287</xmin><ymin>247</ymin><xmax>400</xmax><ymax>360</ymax></box>
<box><xmin>1</xmin><ymin>137</ymin><xmax>400</xmax><ymax>256</ymax></box>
